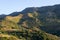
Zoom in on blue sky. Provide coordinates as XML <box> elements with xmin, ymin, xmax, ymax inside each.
<box><xmin>0</xmin><ymin>0</ymin><xmax>60</xmax><ymax>15</ymax></box>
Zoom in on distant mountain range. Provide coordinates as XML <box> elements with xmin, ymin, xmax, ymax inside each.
<box><xmin>0</xmin><ymin>4</ymin><xmax>60</xmax><ymax>40</ymax></box>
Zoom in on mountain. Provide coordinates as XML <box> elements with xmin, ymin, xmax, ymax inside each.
<box><xmin>10</xmin><ymin>4</ymin><xmax>60</xmax><ymax>18</ymax></box>
<box><xmin>9</xmin><ymin>4</ymin><xmax>60</xmax><ymax>36</ymax></box>
<box><xmin>0</xmin><ymin>14</ymin><xmax>6</xmax><ymax>20</ymax></box>
<box><xmin>0</xmin><ymin>4</ymin><xmax>60</xmax><ymax>40</ymax></box>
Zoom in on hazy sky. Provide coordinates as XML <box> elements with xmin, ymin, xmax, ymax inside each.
<box><xmin>0</xmin><ymin>0</ymin><xmax>60</xmax><ymax>15</ymax></box>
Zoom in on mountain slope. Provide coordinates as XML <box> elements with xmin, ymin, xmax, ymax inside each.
<box><xmin>0</xmin><ymin>34</ymin><xmax>20</xmax><ymax>40</ymax></box>
<box><xmin>0</xmin><ymin>4</ymin><xmax>60</xmax><ymax>40</ymax></box>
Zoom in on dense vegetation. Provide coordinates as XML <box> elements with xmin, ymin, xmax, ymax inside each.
<box><xmin>0</xmin><ymin>4</ymin><xmax>60</xmax><ymax>40</ymax></box>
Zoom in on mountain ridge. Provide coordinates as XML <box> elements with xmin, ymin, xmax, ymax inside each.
<box><xmin>0</xmin><ymin>4</ymin><xmax>60</xmax><ymax>40</ymax></box>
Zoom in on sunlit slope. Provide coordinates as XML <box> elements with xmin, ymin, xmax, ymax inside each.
<box><xmin>0</xmin><ymin>4</ymin><xmax>60</xmax><ymax>40</ymax></box>
<box><xmin>0</xmin><ymin>34</ymin><xmax>20</xmax><ymax>40</ymax></box>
